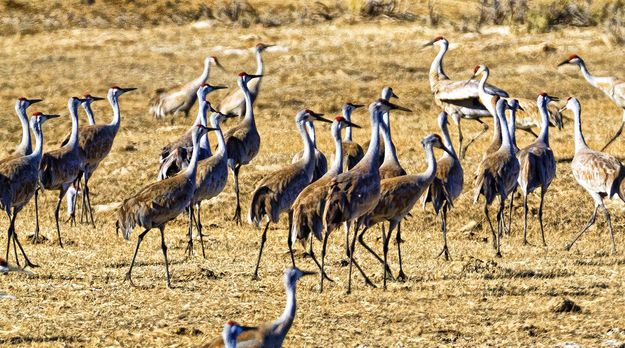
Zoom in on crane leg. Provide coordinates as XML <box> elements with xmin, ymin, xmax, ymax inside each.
<box><xmin>287</xmin><ymin>210</ymin><xmax>295</xmax><ymax>268</ymax></box>
<box><xmin>125</xmin><ymin>228</ymin><xmax>150</xmax><ymax>287</ymax></box>
<box><xmin>436</xmin><ymin>205</ymin><xmax>451</xmax><ymax>261</ymax></box>
<box><xmin>185</xmin><ymin>206</ymin><xmax>194</xmax><ymax>257</ymax></box>
<box><xmin>5</xmin><ymin>210</ymin><xmax>13</xmax><ymax>263</ymax></box>
<box><xmin>159</xmin><ymin>226</ymin><xmax>171</xmax><ymax>288</ymax></box>
<box><xmin>539</xmin><ymin>187</ymin><xmax>547</xmax><ymax>247</ymax></box>
<box><xmin>55</xmin><ymin>187</ymin><xmax>69</xmax><ymax>248</ymax></box>
<box><xmin>496</xmin><ymin>197</ymin><xmax>505</xmax><ymax>258</ymax></box>
<box><xmin>601</xmin><ymin>120</ymin><xmax>624</xmax><ymax>152</ymax></box>
<box><xmin>382</xmin><ymin>222</ymin><xmax>396</xmax><ymax>290</ymax></box>
<box><xmin>84</xmin><ymin>175</ymin><xmax>95</xmax><ymax>227</ymax></box>
<box><xmin>484</xmin><ymin>204</ymin><xmax>496</xmax><ymax>250</ymax></box>
<box><xmin>33</xmin><ymin>188</ymin><xmax>41</xmax><ymax>242</ymax></box>
<box><xmin>320</xmin><ymin>230</ymin><xmax>330</xmax><ymax>293</ymax></box>
<box><xmin>357</xmin><ymin>225</ymin><xmax>394</xmax><ymax>279</ymax></box>
<box><xmin>341</xmin><ymin>221</ymin><xmax>351</xmax><ymax>266</ymax></box>
<box><xmin>506</xmin><ymin>189</ymin><xmax>515</xmax><ymax>235</ymax></box>
<box><xmin>523</xmin><ymin>193</ymin><xmax>529</xmax><ymax>245</ymax></box>
<box><xmin>457</xmin><ymin>120</ymin><xmax>464</xmax><ymax>159</ymax></box>
<box><xmin>347</xmin><ymin>222</ymin><xmax>375</xmax><ymax>294</ymax></box>
<box><xmin>196</xmin><ymin>204</ymin><xmax>206</xmax><ymax>259</ymax></box>
<box><xmin>565</xmin><ymin>205</ymin><xmax>599</xmax><ymax>251</ymax></box>
<box><xmin>461</xmin><ymin>120</ymin><xmax>489</xmax><ymax>160</ymax></box>
<box><xmin>396</xmin><ymin>222</ymin><xmax>407</xmax><ymax>281</ymax></box>
<box><xmin>232</xmin><ymin>165</ymin><xmax>242</xmax><ymax>225</ymax></box>
<box><xmin>11</xmin><ymin>210</ymin><xmax>38</xmax><ymax>269</ymax></box>
<box><xmin>310</xmin><ymin>234</ymin><xmax>334</xmax><ymax>292</ymax></box>
<box><xmin>601</xmin><ymin>205</ymin><xmax>617</xmax><ymax>254</ymax></box>
<box><xmin>252</xmin><ymin>221</ymin><xmax>270</xmax><ymax>280</ymax></box>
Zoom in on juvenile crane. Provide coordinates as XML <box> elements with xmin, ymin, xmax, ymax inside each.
<box><xmin>340</xmin><ymin>103</ymin><xmax>365</xmax><ymax>170</ymax></box>
<box><xmin>290</xmin><ymin>115</ymin><xmax>360</xmax><ymax>291</ymax></box>
<box><xmin>290</xmin><ymin>121</ymin><xmax>328</xmax><ymax>182</ymax></box>
<box><xmin>360</xmin><ymin>134</ymin><xmax>450</xmax><ymax>289</ymax></box>
<box><xmin>423</xmin><ymin>36</ymin><xmax>509</xmax><ymax>158</ymax></box>
<box><xmin>117</xmin><ymin>124</ymin><xmax>215</xmax><ymax>287</ymax></box>
<box><xmin>1</xmin><ymin>112</ymin><xmax>58</xmax><ymax>268</ymax></box>
<box><xmin>516</xmin><ymin>93</ymin><xmax>558</xmax><ymax>246</ymax></box>
<box><xmin>224</xmin><ymin>72</ymin><xmax>262</xmax><ymax>225</ymax></box>
<box><xmin>560</xmin><ymin>97</ymin><xmax>623</xmax><ymax>254</ymax></box>
<box><xmin>203</xmin><ymin>267</ymin><xmax>315</xmax><ymax>348</ymax></box>
<box><xmin>423</xmin><ymin>112</ymin><xmax>464</xmax><ymax>261</ymax></box>
<box><xmin>38</xmin><ymin>97</ymin><xmax>86</xmax><ymax>247</ymax></box>
<box><xmin>218</xmin><ymin>43</ymin><xmax>273</xmax><ymax>117</ymax></box>
<box><xmin>473</xmin><ymin>98</ymin><xmax>519</xmax><ymax>257</ymax></box>
<box><xmin>149</xmin><ymin>56</ymin><xmax>224</xmax><ymax>119</ymax></box>
<box><xmin>323</xmin><ymin>99</ymin><xmax>411</xmax><ymax>293</ymax></box>
<box><xmin>248</xmin><ymin>109</ymin><xmax>332</xmax><ymax>279</ymax></box>
<box><xmin>158</xmin><ymin>84</ymin><xmax>226</xmax><ymax>180</ymax></box>
<box><xmin>558</xmin><ymin>54</ymin><xmax>625</xmax><ymax>150</ymax></box>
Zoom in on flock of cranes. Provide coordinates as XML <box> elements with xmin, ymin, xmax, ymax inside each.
<box><xmin>2</xmin><ymin>37</ymin><xmax>625</xmax><ymax>346</ymax></box>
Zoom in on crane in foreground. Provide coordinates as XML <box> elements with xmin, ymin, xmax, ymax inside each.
<box><xmin>422</xmin><ymin>112</ymin><xmax>463</xmax><ymax>261</ymax></box>
<box><xmin>1</xmin><ymin>112</ymin><xmax>58</xmax><ymax>268</ymax></box>
<box><xmin>323</xmin><ymin>99</ymin><xmax>411</xmax><ymax>293</ymax></box>
<box><xmin>224</xmin><ymin>72</ymin><xmax>263</xmax><ymax>225</ymax></box>
<box><xmin>149</xmin><ymin>56</ymin><xmax>224</xmax><ymax>119</ymax></box>
<box><xmin>558</xmin><ymin>54</ymin><xmax>625</xmax><ymax>151</ymax></box>
<box><xmin>218</xmin><ymin>43</ymin><xmax>273</xmax><ymax>117</ymax></box>
<box><xmin>202</xmin><ymin>267</ymin><xmax>315</xmax><ymax>348</ymax></box>
<box><xmin>360</xmin><ymin>134</ymin><xmax>450</xmax><ymax>289</ymax></box>
<box><xmin>516</xmin><ymin>93</ymin><xmax>558</xmax><ymax>246</ymax></box>
<box><xmin>290</xmin><ymin>115</ymin><xmax>360</xmax><ymax>292</ymax></box>
<box><xmin>340</xmin><ymin>103</ymin><xmax>365</xmax><ymax>170</ymax></box>
<box><xmin>473</xmin><ymin>98</ymin><xmax>519</xmax><ymax>257</ymax></box>
<box><xmin>117</xmin><ymin>124</ymin><xmax>215</xmax><ymax>287</ymax></box>
<box><xmin>248</xmin><ymin>109</ymin><xmax>332</xmax><ymax>279</ymax></box>
<box><xmin>560</xmin><ymin>97</ymin><xmax>623</xmax><ymax>254</ymax></box>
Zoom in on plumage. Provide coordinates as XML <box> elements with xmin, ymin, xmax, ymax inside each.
<box><xmin>291</xmin><ymin>121</ymin><xmax>327</xmax><ymax>182</ymax></box>
<box><xmin>340</xmin><ymin>103</ymin><xmax>365</xmax><ymax>171</ymax></box>
<box><xmin>0</xmin><ymin>97</ymin><xmax>41</xmax><ymax>165</ymax></box>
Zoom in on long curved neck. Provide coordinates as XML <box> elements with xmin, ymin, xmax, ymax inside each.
<box><xmin>329</xmin><ymin>123</ymin><xmax>343</xmax><ymax>176</ymax></box>
<box><xmin>194</xmin><ymin>60</ymin><xmax>211</xmax><ymax>87</ymax></box>
<box><xmin>363</xmin><ymin>108</ymin><xmax>381</xmax><ymax>168</ymax></box>
<box><xmin>255</xmin><ymin>49</ymin><xmax>264</xmax><ymax>76</ymax></box>
<box><xmin>83</xmin><ymin>103</ymin><xmax>96</xmax><ymax>125</ymax></box>
<box><xmin>497</xmin><ymin>106</ymin><xmax>512</xmax><ymax>153</ymax></box>
<box><xmin>109</xmin><ymin>95</ymin><xmax>121</xmax><ymax>131</ymax></box>
<box><xmin>537</xmin><ymin>99</ymin><xmax>550</xmax><ymax>145</ymax></box>
<box><xmin>492</xmin><ymin>106</ymin><xmax>502</xmax><ymax>144</ymax></box>
<box><xmin>508</xmin><ymin>109</ymin><xmax>517</xmax><ymax>148</ymax></box>
<box><xmin>223</xmin><ymin>331</ymin><xmax>237</xmax><ymax>348</ymax></box>
<box><xmin>15</xmin><ymin>103</ymin><xmax>31</xmax><ymax>155</ymax></box>
<box><xmin>429</xmin><ymin>43</ymin><xmax>448</xmax><ymax>84</ymax></box>
<box><xmin>478</xmin><ymin>70</ymin><xmax>489</xmax><ymax>94</ymax></box>
<box><xmin>298</xmin><ymin>120</ymin><xmax>316</xmax><ymax>179</ymax></box>
<box><xmin>578</xmin><ymin>61</ymin><xmax>598</xmax><ymax>88</ymax></box>
<box><xmin>26</xmin><ymin>123</ymin><xmax>43</xmax><ymax>163</ymax></box>
<box><xmin>381</xmin><ymin>121</ymin><xmax>400</xmax><ymax>166</ymax></box>
<box><xmin>441</xmin><ymin>122</ymin><xmax>457</xmax><ymax>158</ymax></box>
<box><xmin>343</xmin><ymin>108</ymin><xmax>353</xmax><ymax>141</ymax></box>
<box><xmin>422</xmin><ymin>144</ymin><xmax>437</xmax><ymax>180</ymax></box>
<box><xmin>572</xmin><ymin>103</ymin><xmax>588</xmax><ymax>152</ymax></box>
<box><xmin>185</xmin><ymin>132</ymin><xmax>201</xmax><ymax>179</ymax></box>
<box><xmin>275</xmin><ymin>282</ymin><xmax>296</xmax><ymax>337</ymax></box>
<box><xmin>240</xmin><ymin>79</ymin><xmax>255</xmax><ymax>125</ymax></box>
<box><xmin>67</xmin><ymin>104</ymin><xmax>80</xmax><ymax>148</ymax></box>
<box><xmin>213</xmin><ymin>120</ymin><xmax>226</xmax><ymax>157</ymax></box>
<box><xmin>197</xmin><ymin>103</ymin><xmax>211</xmax><ymax>156</ymax></box>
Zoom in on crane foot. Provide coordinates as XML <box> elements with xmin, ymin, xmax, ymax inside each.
<box><xmin>396</xmin><ymin>271</ymin><xmax>407</xmax><ymax>282</ymax></box>
<box><xmin>124</xmin><ymin>272</ymin><xmax>136</xmax><ymax>287</ymax></box>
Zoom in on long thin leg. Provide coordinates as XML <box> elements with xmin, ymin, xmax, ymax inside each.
<box><xmin>601</xmin><ymin>205</ymin><xmax>617</xmax><ymax>254</ymax></box>
<box><xmin>320</xmin><ymin>230</ymin><xmax>330</xmax><ymax>293</ymax></box>
<box><xmin>307</xmin><ymin>235</ymin><xmax>333</xmax><ymax>285</ymax></box>
<box><xmin>348</xmin><ymin>221</ymin><xmax>375</xmax><ymax>294</ymax></box>
<box><xmin>84</xmin><ymin>175</ymin><xmax>95</xmax><ymax>227</ymax></box>
<box><xmin>196</xmin><ymin>204</ymin><xmax>206</xmax><ymax>258</ymax></box>
<box><xmin>287</xmin><ymin>210</ymin><xmax>295</xmax><ymax>268</ymax></box>
<box><xmin>507</xmin><ymin>189</ymin><xmax>515</xmax><ymax>235</ymax></box>
<box><xmin>461</xmin><ymin>120</ymin><xmax>489</xmax><ymax>159</ymax></box>
<box><xmin>523</xmin><ymin>193</ymin><xmax>529</xmax><ymax>245</ymax></box>
<box><xmin>357</xmin><ymin>225</ymin><xmax>394</xmax><ymax>278</ymax></box>
<box><xmin>496</xmin><ymin>196</ymin><xmax>505</xmax><ymax>257</ymax></box>
<box><xmin>600</xmin><ymin>120</ymin><xmax>624</xmax><ymax>152</ymax></box>
<box><xmin>396</xmin><ymin>221</ymin><xmax>407</xmax><ymax>280</ymax></box>
<box><xmin>159</xmin><ymin>226</ymin><xmax>171</xmax><ymax>288</ymax></box>
<box><xmin>436</xmin><ymin>205</ymin><xmax>451</xmax><ymax>261</ymax></box>
<box><xmin>12</xmin><ymin>210</ymin><xmax>38</xmax><ymax>269</ymax></box>
<box><xmin>382</xmin><ymin>222</ymin><xmax>395</xmax><ymax>290</ymax></box>
<box><xmin>55</xmin><ymin>187</ymin><xmax>69</xmax><ymax>248</ymax></box>
<box><xmin>484</xmin><ymin>204</ymin><xmax>496</xmax><ymax>249</ymax></box>
<box><xmin>125</xmin><ymin>229</ymin><xmax>150</xmax><ymax>286</ymax></box>
<box><xmin>185</xmin><ymin>206</ymin><xmax>194</xmax><ymax>257</ymax></box>
<box><xmin>252</xmin><ymin>221</ymin><xmax>270</xmax><ymax>280</ymax></box>
<box><xmin>564</xmin><ymin>205</ymin><xmax>599</xmax><ymax>251</ymax></box>
<box><xmin>232</xmin><ymin>165</ymin><xmax>242</xmax><ymax>225</ymax></box>
<box><xmin>457</xmin><ymin>118</ymin><xmax>464</xmax><ymax>159</ymax></box>
<box><xmin>5</xmin><ymin>211</ymin><xmax>13</xmax><ymax>262</ymax></box>
<box><xmin>538</xmin><ymin>187</ymin><xmax>547</xmax><ymax>247</ymax></box>
<box><xmin>33</xmin><ymin>188</ymin><xmax>40</xmax><ymax>242</ymax></box>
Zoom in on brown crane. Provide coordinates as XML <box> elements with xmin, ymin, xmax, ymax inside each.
<box><xmin>290</xmin><ymin>121</ymin><xmax>328</xmax><ymax>182</ymax></box>
<box><xmin>340</xmin><ymin>103</ymin><xmax>365</xmax><ymax>171</ymax></box>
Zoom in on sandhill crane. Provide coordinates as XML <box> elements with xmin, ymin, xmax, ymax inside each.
<box><xmin>206</xmin><ymin>321</ymin><xmax>254</xmax><ymax>348</ymax></box>
<box><xmin>38</xmin><ymin>97</ymin><xmax>86</xmax><ymax>247</ymax></box>
<box><xmin>423</xmin><ymin>36</ymin><xmax>509</xmax><ymax>158</ymax></box>
<box><xmin>149</xmin><ymin>56</ymin><xmax>224</xmax><ymax>119</ymax></box>
<box><xmin>218</xmin><ymin>43</ymin><xmax>273</xmax><ymax>117</ymax></box>
<box><xmin>248</xmin><ymin>109</ymin><xmax>332</xmax><ymax>279</ymax></box>
<box><xmin>65</xmin><ymin>87</ymin><xmax>136</xmax><ymax>227</ymax></box>
<box><xmin>117</xmin><ymin>124</ymin><xmax>215</xmax><ymax>287</ymax></box>
<box><xmin>187</xmin><ymin>110</ymin><xmax>237</xmax><ymax>257</ymax></box>
<box><xmin>290</xmin><ymin>121</ymin><xmax>328</xmax><ymax>182</ymax></box>
<box><xmin>340</xmin><ymin>103</ymin><xmax>365</xmax><ymax>170</ymax></box>
<box><xmin>473</xmin><ymin>98</ymin><xmax>519</xmax><ymax>257</ymax></box>
<box><xmin>503</xmin><ymin>97</ymin><xmax>563</xmax><ymax>135</ymax></box>
<box><xmin>422</xmin><ymin>112</ymin><xmax>464</xmax><ymax>261</ymax></box>
<box><xmin>360</xmin><ymin>134</ymin><xmax>450</xmax><ymax>289</ymax></box>
<box><xmin>560</xmin><ymin>97</ymin><xmax>623</xmax><ymax>254</ymax></box>
<box><xmin>81</xmin><ymin>93</ymin><xmax>105</xmax><ymax>125</ymax></box>
<box><xmin>323</xmin><ymin>99</ymin><xmax>411</xmax><ymax>293</ymax></box>
<box><xmin>516</xmin><ymin>93</ymin><xmax>558</xmax><ymax>246</ymax></box>
<box><xmin>558</xmin><ymin>54</ymin><xmax>625</xmax><ymax>151</ymax></box>
<box><xmin>0</xmin><ymin>112</ymin><xmax>58</xmax><ymax>268</ymax></box>
<box><xmin>158</xmin><ymin>84</ymin><xmax>226</xmax><ymax>180</ymax></box>
<box><xmin>0</xmin><ymin>97</ymin><xmax>42</xmax><ymax>164</ymax></box>
<box><xmin>362</xmin><ymin>87</ymin><xmax>399</xmax><ymax>163</ymax></box>
<box><xmin>224</xmin><ymin>72</ymin><xmax>262</xmax><ymax>225</ymax></box>
<box><xmin>202</xmin><ymin>268</ymin><xmax>315</xmax><ymax>348</ymax></box>
<box><xmin>290</xmin><ymin>115</ymin><xmax>360</xmax><ymax>291</ymax></box>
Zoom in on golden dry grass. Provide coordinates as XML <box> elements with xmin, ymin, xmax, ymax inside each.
<box><xmin>0</xmin><ymin>18</ymin><xmax>625</xmax><ymax>347</ymax></box>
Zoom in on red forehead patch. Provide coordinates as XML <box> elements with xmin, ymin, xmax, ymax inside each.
<box><xmin>539</xmin><ymin>92</ymin><xmax>548</xmax><ymax>97</ymax></box>
<box><xmin>567</xmin><ymin>96</ymin><xmax>573</xmax><ymax>101</ymax></box>
<box><xmin>474</xmin><ymin>65</ymin><xmax>480</xmax><ymax>73</ymax></box>
<box><xmin>226</xmin><ymin>320</ymin><xmax>238</xmax><ymax>326</ymax></box>
<box><xmin>434</xmin><ymin>36</ymin><xmax>444</xmax><ymax>41</ymax></box>
<box><xmin>335</xmin><ymin>115</ymin><xmax>346</xmax><ymax>122</ymax></box>
<box><xmin>568</xmin><ymin>54</ymin><xmax>580</xmax><ymax>60</ymax></box>
<box><xmin>18</xmin><ymin>96</ymin><xmax>26</xmax><ymax>101</ymax></box>
<box><xmin>111</xmin><ymin>86</ymin><xmax>120</xmax><ymax>89</ymax></box>
<box><xmin>238</xmin><ymin>72</ymin><xmax>246</xmax><ymax>77</ymax></box>
<box><xmin>33</xmin><ymin>111</ymin><xmax>43</xmax><ymax>116</ymax></box>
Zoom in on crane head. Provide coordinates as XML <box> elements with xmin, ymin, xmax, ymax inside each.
<box><xmin>255</xmin><ymin>43</ymin><xmax>275</xmax><ymax>52</ymax></box>
<box><xmin>82</xmin><ymin>93</ymin><xmax>105</xmax><ymax>105</ymax></box>
<box><xmin>335</xmin><ymin>115</ymin><xmax>361</xmax><ymax>129</ymax></box>
<box><xmin>381</xmin><ymin>86</ymin><xmax>398</xmax><ymax>100</ymax></box>
<box><xmin>237</xmin><ymin>72</ymin><xmax>262</xmax><ymax>84</ymax></box>
<box><xmin>222</xmin><ymin>321</ymin><xmax>255</xmax><ymax>342</ymax></box>
<box><xmin>422</xmin><ymin>35</ymin><xmax>447</xmax><ymax>48</ymax></box>
<box><xmin>558</xmin><ymin>54</ymin><xmax>583</xmax><ymax>67</ymax></box>
<box><xmin>283</xmin><ymin>267</ymin><xmax>315</xmax><ymax>288</ymax></box>
<box><xmin>376</xmin><ymin>98</ymin><xmax>412</xmax><ymax>113</ymax></box>
<box><xmin>207</xmin><ymin>56</ymin><xmax>226</xmax><ymax>71</ymax></box>
<box><xmin>422</xmin><ymin>133</ymin><xmax>452</xmax><ymax>156</ymax></box>
<box><xmin>16</xmin><ymin>96</ymin><xmax>43</xmax><ymax>110</ymax></box>
<box><xmin>506</xmin><ymin>99</ymin><xmax>524</xmax><ymax>112</ymax></box>
<box><xmin>559</xmin><ymin>96</ymin><xmax>580</xmax><ymax>113</ymax></box>
<box><xmin>300</xmin><ymin>109</ymin><xmax>332</xmax><ymax>124</ymax></box>
<box><xmin>30</xmin><ymin>111</ymin><xmax>60</xmax><ymax>131</ymax></box>
<box><xmin>109</xmin><ymin>86</ymin><xmax>137</xmax><ymax>99</ymax></box>
<box><xmin>538</xmin><ymin>92</ymin><xmax>559</xmax><ymax>103</ymax></box>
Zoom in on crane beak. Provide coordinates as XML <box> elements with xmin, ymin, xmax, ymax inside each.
<box><xmin>313</xmin><ymin>114</ymin><xmax>333</xmax><ymax>124</ymax></box>
<box><xmin>549</xmin><ymin>95</ymin><xmax>560</xmax><ymax>102</ymax></box>
<box><xmin>239</xmin><ymin>325</ymin><xmax>256</xmax><ymax>332</ymax></box>
<box><xmin>557</xmin><ymin>59</ymin><xmax>571</xmax><ymax>67</ymax></box>
<box><xmin>212</xmin><ymin>85</ymin><xmax>228</xmax><ymax>91</ymax></box>
<box><xmin>248</xmin><ymin>74</ymin><xmax>263</xmax><ymax>79</ymax></box>
<box><xmin>91</xmin><ymin>96</ymin><xmax>106</xmax><ymax>101</ymax></box>
<box><xmin>215</xmin><ymin>59</ymin><xmax>227</xmax><ymax>72</ymax></box>
<box><xmin>29</xmin><ymin>98</ymin><xmax>43</xmax><ymax>104</ymax></box>
<box><xmin>517</xmin><ymin>105</ymin><xmax>525</xmax><ymax>112</ymax></box>
<box><xmin>120</xmin><ymin>87</ymin><xmax>137</xmax><ymax>94</ymax></box>
<box><xmin>344</xmin><ymin>120</ymin><xmax>362</xmax><ymax>129</ymax></box>
<box><xmin>223</xmin><ymin>112</ymin><xmax>239</xmax><ymax>118</ymax></box>
<box><xmin>422</xmin><ymin>39</ymin><xmax>436</xmax><ymax>48</ymax></box>
<box><xmin>300</xmin><ymin>270</ymin><xmax>316</xmax><ymax>277</ymax></box>
<box><xmin>558</xmin><ymin>106</ymin><xmax>568</xmax><ymax>113</ymax></box>
<box><xmin>387</xmin><ymin>101</ymin><xmax>411</xmax><ymax>113</ymax></box>
<box><xmin>351</xmin><ymin>103</ymin><xmax>365</xmax><ymax>109</ymax></box>
<box><xmin>391</xmin><ymin>91</ymin><xmax>399</xmax><ymax>99</ymax></box>
<box><xmin>45</xmin><ymin>114</ymin><xmax>61</xmax><ymax>120</ymax></box>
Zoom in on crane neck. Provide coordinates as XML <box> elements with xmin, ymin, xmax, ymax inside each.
<box><xmin>577</xmin><ymin>61</ymin><xmax>599</xmax><ymax>88</ymax></box>
<box><xmin>15</xmin><ymin>102</ymin><xmax>32</xmax><ymax>156</ymax></box>
<box><xmin>440</xmin><ymin>120</ymin><xmax>457</xmax><ymax>159</ymax></box>
<box><xmin>381</xmin><ymin>120</ymin><xmax>400</xmax><ymax>167</ymax></box>
<box><xmin>363</xmin><ymin>107</ymin><xmax>381</xmax><ymax>169</ymax></box>
<box><xmin>239</xmin><ymin>78</ymin><xmax>255</xmax><ymax>126</ymax></box>
<box><xmin>222</xmin><ymin>329</ymin><xmax>237</xmax><ymax>348</ymax></box>
<box><xmin>537</xmin><ymin>98</ymin><xmax>550</xmax><ymax>145</ymax></box>
<box><xmin>108</xmin><ymin>94</ymin><xmax>121</xmax><ymax>131</ymax></box>
<box><xmin>298</xmin><ymin>120</ymin><xmax>316</xmax><ymax>181</ymax></box>
<box><xmin>197</xmin><ymin>102</ymin><xmax>212</xmax><ymax>156</ymax></box>
<box><xmin>196</xmin><ymin>59</ymin><xmax>211</xmax><ymax>87</ymax></box>
<box><xmin>67</xmin><ymin>102</ymin><xmax>80</xmax><ymax>149</ymax></box>
<box><xmin>83</xmin><ymin>103</ymin><xmax>96</xmax><ymax>125</ymax></box>
<box><xmin>422</xmin><ymin>143</ymin><xmax>438</xmax><ymax>180</ymax></box>
<box><xmin>478</xmin><ymin>69</ymin><xmax>489</xmax><ymax>95</ymax></box>
<box><xmin>184</xmin><ymin>130</ymin><xmax>201</xmax><ymax>180</ymax></box>
<box><xmin>496</xmin><ymin>103</ymin><xmax>512</xmax><ymax>153</ymax></box>
<box><xmin>255</xmin><ymin>49</ymin><xmax>264</xmax><ymax>76</ymax></box>
<box><xmin>343</xmin><ymin>107</ymin><xmax>354</xmax><ymax>141</ymax></box>
<box><xmin>26</xmin><ymin>121</ymin><xmax>44</xmax><ymax>164</ymax></box>
<box><xmin>508</xmin><ymin>108</ymin><xmax>518</xmax><ymax>150</ymax></box>
<box><xmin>306</xmin><ymin>121</ymin><xmax>317</xmax><ymax>147</ymax></box>
<box><xmin>274</xmin><ymin>280</ymin><xmax>297</xmax><ymax>340</ymax></box>
<box><xmin>211</xmin><ymin>116</ymin><xmax>227</xmax><ymax>157</ymax></box>
<box><xmin>492</xmin><ymin>103</ymin><xmax>502</xmax><ymax>145</ymax></box>
<box><xmin>328</xmin><ymin>122</ymin><xmax>344</xmax><ymax>177</ymax></box>
<box><xmin>429</xmin><ymin>42</ymin><xmax>449</xmax><ymax>85</ymax></box>
<box><xmin>571</xmin><ymin>102</ymin><xmax>588</xmax><ymax>152</ymax></box>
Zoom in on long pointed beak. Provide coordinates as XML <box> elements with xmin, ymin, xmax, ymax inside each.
<box><xmin>212</xmin><ymin>85</ymin><xmax>228</xmax><ymax>91</ymax></box>
<box><xmin>91</xmin><ymin>96</ymin><xmax>105</xmax><ymax>101</ymax></box>
<box><xmin>558</xmin><ymin>106</ymin><xmax>568</xmax><ymax>113</ymax></box>
<box><xmin>463</xmin><ymin>74</ymin><xmax>476</xmax><ymax>86</ymax></box>
<box><xmin>29</xmin><ymin>99</ymin><xmax>43</xmax><ymax>104</ymax></box>
<box><xmin>314</xmin><ymin>114</ymin><xmax>333</xmax><ymax>124</ymax></box>
<box><xmin>121</xmin><ymin>87</ymin><xmax>137</xmax><ymax>93</ymax></box>
<box><xmin>391</xmin><ymin>91</ymin><xmax>399</xmax><ymax>99</ymax></box>
<box><xmin>352</xmin><ymin>104</ymin><xmax>365</xmax><ymax>109</ymax></box>
<box><xmin>388</xmin><ymin>102</ymin><xmax>411</xmax><ymax>112</ymax></box>
<box><xmin>422</xmin><ymin>39</ymin><xmax>436</xmax><ymax>48</ymax></box>
<box><xmin>248</xmin><ymin>74</ymin><xmax>263</xmax><ymax>79</ymax></box>
<box><xmin>549</xmin><ymin>96</ymin><xmax>560</xmax><ymax>102</ymax></box>
<box><xmin>518</xmin><ymin>105</ymin><xmax>525</xmax><ymax>112</ymax></box>
<box><xmin>557</xmin><ymin>60</ymin><xmax>570</xmax><ymax>67</ymax></box>
<box><xmin>45</xmin><ymin>114</ymin><xmax>61</xmax><ymax>120</ymax></box>
<box><xmin>300</xmin><ymin>270</ymin><xmax>316</xmax><ymax>277</ymax></box>
<box><xmin>240</xmin><ymin>325</ymin><xmax>257</xmax><ymax>332</ymax></box>
<box><xmin>345</xmin><ymin>120</ymin><xmax>362</xmax><ymax>129</ymax></box>
<box><xmin>215</xmin><ymin>60</ymin><xmax>227</xmax><ymax>72</ymax></box>
<box><xmin>441</xmin><ymin>145</ymin><xmax>453</xmax><ymax>156</ymax></box>
<box><xmin>224</xmin><ymin>112</ymin><xmax>239</xmax><ymax>118</ymax></box>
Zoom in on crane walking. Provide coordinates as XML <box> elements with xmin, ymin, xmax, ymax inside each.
<box><xmin>117</xmin><ymin>124</ymin><xmax>215</xmax><ymax>287</ymax></box>
<box><xmin>560</xmin><ymin>97</ymin><xmax>623</xmax><ymax>254</ymax></box>
<box><xmin>558</xmin><ymin>54</ymin><xmax>625</xmax><ymax>151</ymax></box>
<box><xmin>248</xmin><ymin>109</ymin><xmax>332</xmax><ymax>279</ymax></box>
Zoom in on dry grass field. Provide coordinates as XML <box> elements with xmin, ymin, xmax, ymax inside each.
<box><xmin>1</xmin><ymin>4</ymin><xmax>625</xmax><ymax>347</ymax></box>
